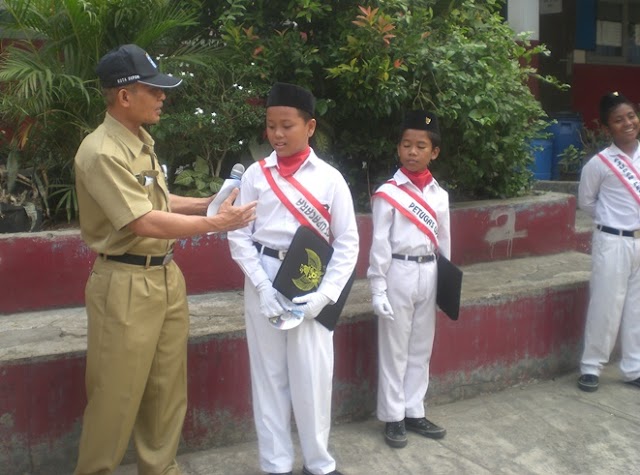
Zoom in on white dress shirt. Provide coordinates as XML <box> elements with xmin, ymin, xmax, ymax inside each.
<box><xmin>228</xmin><ymin>148</ymin><xmax>359</xmax><ymax>303</ymax></box>
<box><xmin>579</xmin><ymin>142</ymin><xmax>640</xmax><ymax>230</ymax></box>
<box><xmin>367</xmin><ymin>169</ymin><xmax>451</xmax><ymax>295</ymax></box>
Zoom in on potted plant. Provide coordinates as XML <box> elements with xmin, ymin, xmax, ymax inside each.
<box><xmin>557</xmin><ymin>145</ymin><xmax>585</xmax><ymax>181</ymax></box>
<box><xmin>557</xmin><ymin>124</ymin><xmax>611</xmax><ymax>181</ymax></box>
<box><xmin>0</xmin><ymin>157</ymin><xmax>45</xmax><ymax>233</ymax></box>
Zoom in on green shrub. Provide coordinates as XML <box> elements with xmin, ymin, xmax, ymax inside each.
<box><xmin>0</xmin><ymin>0</ymin><xmax>204</xmax><ymax>222</ymax></box>
<box><xmin>192</xmin><ymin>0</ymin><xmax>561</xmax><ymax>208</ymax></box>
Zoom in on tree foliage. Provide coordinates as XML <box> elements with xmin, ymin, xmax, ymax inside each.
<box><xmin>0</xmin><ymin>0</ymin><xmax>562</xmax><ymax>224</ymax></box>
<box><xmin>0</xmin><ymin>0</ymin><xmax>203</xmax><ymax>220</ymax></box>
<box><xmin>188</xmin><ymin>0</ymin><xmax>559</xmax><ymax>205</ymax></box>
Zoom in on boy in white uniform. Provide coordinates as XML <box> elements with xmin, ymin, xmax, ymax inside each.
<box><xmin>368</xmin><ymin>110</ymin><xmax>450</xmax><ymax>448</ymax></box>
<box><xmin>577</xmin><ymin>91</ymin><xmax>640</xmax><ymax>392</ymax></box>
<box><xmin>228</xmin><ymin>82</ymin><xmax>359</xmax><ymax>475</ymax></box>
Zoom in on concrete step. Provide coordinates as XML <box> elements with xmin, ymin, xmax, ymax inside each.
<box><xmin>0</xmin><ymin>251</ymin><xmax>592</xmax><ymax>474</ymax></box>
<box><xmin>113</xmin><ymin>366</ymin><xmax>639</xmax><ymax>475</ymax></box>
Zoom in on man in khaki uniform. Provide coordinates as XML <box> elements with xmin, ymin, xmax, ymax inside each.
<box><xmin>73</xmin><ymin>44</ymin><xmax>256</xmax><ymax>475</ymax></box>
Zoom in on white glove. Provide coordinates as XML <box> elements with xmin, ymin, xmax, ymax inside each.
<box><xmin>372</xmin><ymin>292</ymin><xmax>394</xmax><ymax>320</ymax></box>
<box><xmin>292</xmin><ymin>292</ymin><xmax>331</xmax><ymax>320</ymax></box>
<box><xmin>256</xmin><ymin>280</ymin><xmax>284</xmax><ymax>319</ymax></box>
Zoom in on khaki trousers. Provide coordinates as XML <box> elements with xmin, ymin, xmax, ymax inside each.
<box><xmin>74</xmin><ymin>258</ymin><xmax>189</xmax><ymax>475</ymax></box>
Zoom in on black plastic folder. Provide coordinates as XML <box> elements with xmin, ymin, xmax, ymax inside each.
<box><xmin>272</xmin><ymin>226</ymin><xmax>355</xmax><ymax>331</ymax></box>
<box><xmin>436</xmin><ymin>255</ymin><xmax>463</xmax><ymax>321</ymax></box>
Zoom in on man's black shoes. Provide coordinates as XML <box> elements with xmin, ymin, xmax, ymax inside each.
<box><xmin>384</xmin><ymin>420</ymin><xmax>408</xmax><ymax>448</ymax></box>
<box><xmin>404</xmin><ymin>417</ymin><xmax>446</xmax><ymax>439</ymax></box>
<box><xmin>302</xmin><ymin>468</ymin><xmax>343</xmax><ymax>475</ymax></box>
<box><xmin>625</xmin><ymin>376</ymin><xmax>640</xmax><ymax>388</ymax></box>
<box><xmin>577</xmin><ymin>374</ymin><xmax>599</xmax><ymax>392</ymax></box>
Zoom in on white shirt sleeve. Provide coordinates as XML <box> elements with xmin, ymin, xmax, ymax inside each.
<box><xmin>317</xmin><ymin>168</ymin><xmax>359</xmax><ymax>302</ymax></box>
<box><xmin>578</xmin><ymin>155</ymin><xmax>602</xmax><ymax>219</ymax></box>
<box><xmin>227</xmin><ymin>164</ymin><xmax>270</xmax><ymax>287</ymax></box>
<box><xmin>367</xmin><ymin>195</ymin><xmax>394</xmax><ymax>295</ymax></box>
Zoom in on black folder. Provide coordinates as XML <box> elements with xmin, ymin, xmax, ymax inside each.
<box><xmin>436</xmin><ymin>255</ymin><xmax>463</xmax><ymax>321</ymax></box>
<box><xmin>272</xmin><ymin>226</ymin><xmax>354</xmax><ymax>331</ymax></box>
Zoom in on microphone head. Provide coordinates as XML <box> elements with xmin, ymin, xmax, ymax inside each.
<box><xmin>230</xmin><ymin>163</ymin><xmax>245</xmax><ymax>179</ymax></box>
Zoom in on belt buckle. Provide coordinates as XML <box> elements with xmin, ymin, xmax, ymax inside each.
<box><xmin>416</xmin><ymin>256</ymin><xmax>425</xmax><ymax>263</ymax></box>
<box><xmin>634</xmin><ymin>230</ymin><xmax>640</xmax><ymax>239</ymax></box>
<box><xmin>162</xmin><ymin>253</ymin><xmax>174</xmax><ymax>266</ymax></box>
<box><xmin>278</xmin><ymin>250</ymin><xmax>287</xmax><ymax>260</ymax></box>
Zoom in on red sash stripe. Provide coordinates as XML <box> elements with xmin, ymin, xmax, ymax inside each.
<box><xmin>259</xmin><ymin>159</ymin><xmax>331</xmax><ymax>241</ymax></box>
<box><xmin>373</xmin><ymin>191</ymin><xmax>438</xmax><ymax>248</ymax></box>
<box><xmin>598</xmin><ymin>153</ymin><xmax>640</xmax><ymax>207</ymax></box>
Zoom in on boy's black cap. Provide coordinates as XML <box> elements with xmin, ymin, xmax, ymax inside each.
<box><xmin>96</xmin><ymin>44</ymin><xmax>182</xmax><ymax>89</ymax></box>
<box><xmin>599</xmin><ymin>91</ymin><xmax>632</xmax><ymax>123</ymax></box>
<box><xmin>266</xmin><ymin>82</ymin><xmax>316</xmax><ymax>116</ymax></box>
<box><xmin>402</xmin><ymin>110</ymin><xmax>440</xmax><ymax>135</ymax></box>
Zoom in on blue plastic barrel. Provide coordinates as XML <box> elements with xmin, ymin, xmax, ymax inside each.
<box><xmin>528</xmin><ymin>138</ymin><xmax>553</xmax><ymax>180</ymax></box>
<box><xmin>548</xmin><ymin>113</ymin><xmax>583</xmax><ymax>180</ymax></box>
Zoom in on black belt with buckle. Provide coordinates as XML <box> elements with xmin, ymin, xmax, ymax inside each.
<box><xmin>597</xmin><ymin>224</ymin><xmax>640</xmax><ymax>238</ymax></box>
<box><xmin>392</xmin><ymin>253</ymin><xmax>435</xmax><ymax>263</ymax></box>
<box><xmin>102</xmin><ymin>252</ymin><xmax>174</xmax><ymax>266</ymax></box>
<box><xmin>254</xmin><ymin>242</ymin><xmax>288</xmax><ymax>260</ymax></box>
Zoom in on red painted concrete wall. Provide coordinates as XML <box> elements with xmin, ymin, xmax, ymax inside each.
<box><xmin>0</xmin><ymin>194</ymin><xmax>577</xmax><ymax>314</ymax></box>
<box><xmin>0</xmin><ymin>285</ymin><xmax>587</xmax><ymax>474</ymax></box>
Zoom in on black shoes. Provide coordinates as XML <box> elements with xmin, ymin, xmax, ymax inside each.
<box><xmin>404</xmin><ymin>417</ymin><xmax>447</xmax><ymax>439</ymax></box>
<box><xmin>577</xmin><ymin>374</ymin><xmax>599</xmax><ymax>392</ymax></box>
<box><xmin>302</xmin><ymin>468</ymin><xmax>343</xmax><ymax>475</ymax></box>
<box><xmin>384</xmin><ymin>417</ymin><xmax>446</xmax><ymax>447</ymax></box>
<box><xmin>384</xmin><ymin>420</ymin><xmax>408</xmax><ymax>448</ymax></box>
<box><xmin>625</xmin><ymin>376</ymin><xmax>640</xmax><ymax>388</ymax></box>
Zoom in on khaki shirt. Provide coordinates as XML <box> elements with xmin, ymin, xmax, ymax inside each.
<box><xmin>75</xmin><ymin>113</ymin><xmax>174</xmax><ymax>256</ymax></box>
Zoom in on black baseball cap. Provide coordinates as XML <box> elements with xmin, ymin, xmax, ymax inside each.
<box><xmin>96</xmin><ymin>44</ymin><xmax>182</xmax><ymax>89</ymax></box>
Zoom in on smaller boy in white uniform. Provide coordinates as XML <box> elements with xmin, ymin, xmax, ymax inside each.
<box><xmin>368</xmin><ymin>110</ymin><xmax>450</xmax><ymax>448</ymax></box>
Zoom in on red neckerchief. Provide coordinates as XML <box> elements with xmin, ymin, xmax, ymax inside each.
<box><xmin>277</xmin><ymin>146</ymin><xmax>311</xmax><ymax>177</ymax></box>
<box><xmin>400</xmin><ymin>166</ymin><xmax>433</xmax><ymax>190</ymax></box>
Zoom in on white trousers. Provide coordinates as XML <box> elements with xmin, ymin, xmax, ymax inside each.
<box><xmin>580</xmin><ymin>231</ymin><xmax>640</xmax><ymax>380</ymax></box>
<box><xmin>244</xmin><ymin>255</ymin><xmax>336</xmax><ymax>475</ymax></box>
<box><xmin>377</xmin><ymin>259</ymin><xmax>437</xmax><ymax>422</ymax></box>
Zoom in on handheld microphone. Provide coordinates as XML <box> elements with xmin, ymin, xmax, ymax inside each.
<box><xmin>206</xmin><ymin>163</ymin><xmax>245</xmax><ymax>217</ymax></box>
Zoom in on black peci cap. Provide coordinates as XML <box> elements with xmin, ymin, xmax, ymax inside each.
<box><xmin>96</xmin><ymin>44</ymin><xmax>182</xmax><ymax>89</ymax></box>
<box><xmin>266</xmin><ymin>82</ymin><xmax>316</xmax><ymax>116</ymax></box>
<box><xmin>599</xmin><ymin>91</ymin><xmax>633</xmax><ymax>124</ymax></box>
<box><xmin>402</xmin><ymin>110</ymin><xmax>440</xmax><ymax>135</ymax></box>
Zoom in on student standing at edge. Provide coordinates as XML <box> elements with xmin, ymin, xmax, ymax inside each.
<box><xmin>73</xmin><ymin>44</ymin><xmax>256</xmax><ymax>475</ymax></box>
<box><xmin>577</xmin><ymin>91</ymin><xmax>640</xmax><ymax>392</ymax></box>
<box><xmin>368</xmin><ymin>110</ymin><xmax>450</xmax><ymax>448</ymax></box>
<box><xmin>228</xmin><ymin>82</ymin><xmax>359</xmax><ymax>475</ymax></box>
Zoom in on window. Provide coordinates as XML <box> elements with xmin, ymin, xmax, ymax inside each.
<box><xmin>587</xmin><ymin>0</ymin><xmax>640</xmax><ymax>64</ymax></box>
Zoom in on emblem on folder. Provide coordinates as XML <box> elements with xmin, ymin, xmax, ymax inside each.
<box><xmin>293</xmin><ymin>248</ymin><xmax>325</xmax><ymax>291</ymax></box>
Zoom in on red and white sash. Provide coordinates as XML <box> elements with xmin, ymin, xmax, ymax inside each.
<box><xmin>260</xmin><ymin>160</ymin><xmax>331</xmax><ymax>242</ymax></box>
<box><xmin>598</xmin><ymin>152</ymin><xmax>640</xmax><ymax>206</ymax></box>
<box><xmin>373</xmin><ymin>180</ymin><xmax>439</xmax><ymax>248</ymax></box>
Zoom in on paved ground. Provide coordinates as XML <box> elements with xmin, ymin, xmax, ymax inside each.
<box><xmin>116</xmin><ymin>365</ymin><xmax>639</xmax><ymax>475</ymax></box>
